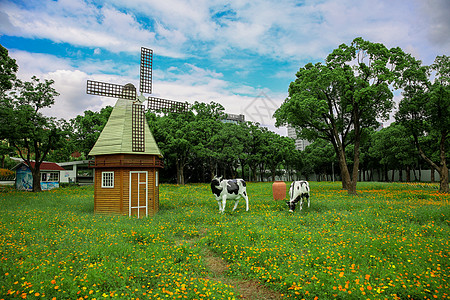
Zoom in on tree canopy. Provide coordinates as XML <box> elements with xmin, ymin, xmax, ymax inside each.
<box><xmin>0</xmin><ymin>76</ymin><xmax>67</xmax><ymax>192</ymax></box>
<box><xmin>1</xmin><ymin>41</ymin><xmax>448</xmax><ymax>192</ymax></box>
<box><xmin>275</xmin><ymin>37</ymin><xmax>397</xmax><ymax>194</ymax></box>
<box><xmin>395</xmin><ymin>55</ymin><xmax>449</xmax><ymax>192</ymax></box>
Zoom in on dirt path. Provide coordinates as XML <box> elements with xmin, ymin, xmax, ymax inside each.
<box><xmin>202</xmin><ymin>248</ymin><xmax>282</xmax><ymax>299</ymax></box>
<box><xmin>177</xmin><ymin>228</ymin><xmax>283</xmax><ymax>299</ymax></box>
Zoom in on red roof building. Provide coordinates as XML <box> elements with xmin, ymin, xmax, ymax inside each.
<box><xmin>13</xmin><ymin>161</ymin><xmax>65</xmax><ymax>191</ymax></box>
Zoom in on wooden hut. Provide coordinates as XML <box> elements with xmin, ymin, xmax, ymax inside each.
<box><xmin>89</xmin><ymin>97</ymin><xmax>163</xmax><ymax>217</ymax></box>
<box><xmin>13</xmin><ymin>161</ymin><xmax>65</xmax><ymax>191</ymax></box>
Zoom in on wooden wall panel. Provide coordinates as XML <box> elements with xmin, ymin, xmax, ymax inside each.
<box><xmin>94</xmin><ymin>168</ymin><xmax>124</xmax><ymax>215</ymax></box>
<box><xmin>93</xmin><ymin>156</ymin><xmax>160</xmax><ymax>217</ymax></box>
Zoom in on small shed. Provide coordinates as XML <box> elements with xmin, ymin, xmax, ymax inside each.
<box><xmin>14</xmin><ymin>161</ymin><xmax>65</xmax><ymax>191</ymax></box>
<box><xmin>89</xmin><ymin>98</ymin><xmax>163</xmax><ymax>218</ymax></box>
<box><xmin>58</xmin><ymin>160</ymin><xmax>93</xmax><ymax>184</ymax></box>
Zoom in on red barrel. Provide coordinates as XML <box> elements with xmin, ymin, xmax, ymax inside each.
<box><xmin>272</xmin><ymin>181</ymin><xmax>286</xmax><ymax>200</ymax></box>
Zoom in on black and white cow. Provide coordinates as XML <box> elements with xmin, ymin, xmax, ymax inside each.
<box><xmin>211</xmin><ymin>176</ymin><xmax>249</xmax><ymax>213</ymax></box>
<box><xmin>286</xmin><ymin>180</ymin><xmax>310</xmax><ymax>212</ymax></box>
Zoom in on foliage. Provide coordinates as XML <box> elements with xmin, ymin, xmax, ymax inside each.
<box><xmin>369</xmin><ymin>123</ymin><xmax>418</xmax><ymax>177</ymax></box>
<box><xmin>0</xmin><ymin>168</ymin><xmax>14</xmax><ymax>179</ymax></box>
<box><xmin>149</xmin><ymin>107</ymin><xmax>195</xmax><ymax>184</ymax></box>
<box><xmin>0</xmin><ymin>76</ymin><xmax>67</xmax><ymax>192</ymax></box>
<box><xmin>70</xmin><ymin>106</ymin><xmax>114</xmax><ymax>158</ymax></box>
<box><xmin>301</xmin><ymin>139</ymin><xmax>336</xmax><ymax>180</ymax></box>
<box><xmin>146</xmin><ymin>101</ymin><xmax>301</xmax><ymax>183</ymax></box>
<box><xmin>395</xmin><ymin>54</ymin><xmax>450</xmax><ymax>192</ymax></box>
<box><xmin>0</xmin><ymin>44</ymin><xmax>18</xmax><ymax>94</ymax></box>
<box><xmin>275</xmin><ymin>37</ymin><xmax>397</xmax><ymax>195</ymax></box>
<box><xmin>1</xmin><ymin>183</ymin><xmax>449</xmax><ymax>299</ymax></box>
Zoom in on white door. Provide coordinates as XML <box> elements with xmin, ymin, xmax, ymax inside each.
<box><xmin>129</xmin><ymin>171</ymin><xmax>148</xmax><ymax>218</ymax></box>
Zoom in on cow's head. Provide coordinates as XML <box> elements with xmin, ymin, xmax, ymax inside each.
<box><xmin>211</xmin><ymin>176</ymin><xmax>224</xmax><ymax>195</ymax></box>
<box><xmin>211</xmin><ymin>175</ymin><xmax>223</xmax><ymax>184</ymax></box>
<box><xmin>286</xmin><ymin>200</ymin><xmax>296</xmax><ymax>212</ymax></box>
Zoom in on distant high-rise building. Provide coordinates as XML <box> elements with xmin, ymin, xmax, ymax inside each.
<box><xmin>222</xmin><ymin>113</ymin><xmax>245</xmax><ymax>124</ymax></box>
<box><xmin>287</xmin><ymin>126</ymin><xmax>311</xmax><ymax>151</ymax></box>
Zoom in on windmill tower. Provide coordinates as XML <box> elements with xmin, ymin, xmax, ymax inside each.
<box><xmin>87</xmin><ymin>47</ymin><xmax>186</xmax><ymax>218</ymax></box>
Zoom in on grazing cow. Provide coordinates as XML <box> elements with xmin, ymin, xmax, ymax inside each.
<box><xmin>210</xmin><ymin>176</ymin><xmax>249</xmax><ymax>213</ymax></box>
<box><xmin>286</xmin><ymin>181</ymin><xmax>310</xmax><ymax>212</ymax></box>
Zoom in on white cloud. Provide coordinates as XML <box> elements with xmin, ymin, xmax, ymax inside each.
<box><xmin>9</xmin><ymin>50</ymin><xmax>72</xmax><ymax>79</ymax></box>
<box><xmin>3</xmin><ymin>0</ymin><xmax>448</xmax><ymax>64</ymax></box>
<box><xmin>2</xmin><ymin>0</ymin><xmax>448</xmax><ymax>137</ymax></box>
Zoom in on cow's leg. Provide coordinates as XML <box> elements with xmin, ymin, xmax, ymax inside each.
<box><xmin>221</xmin><ymin>195</ymin><xmax>227</xmax><ymax>213</ymax></box>
<box><xmin>307</xmin><ymin>195</ymin><xmax>310</xmax><ymax>208</ymax></box>
<box><xmin>217</xmin><ymin>200</ymin><xmax>222</xmax><ymax>212</ymax></box>
<box><xmin>232</xmin><ymin>199</ymin><xmax>240</xmax><ymax>211</ymax></box>
<box><xmin>299</xmin><ymin>197</ymin><xmax>303</xmax><ymax>211</ymax></box>
<box><xmin>243</xmin><ymin>192</ymin><xmax>249</xmax><ymax>211</ymax></box>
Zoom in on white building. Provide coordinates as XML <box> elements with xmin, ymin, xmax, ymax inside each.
<box><xmin>287</xmin><ymin>126</ymin><xmax>311</xmax><ymax>151</ymax></box>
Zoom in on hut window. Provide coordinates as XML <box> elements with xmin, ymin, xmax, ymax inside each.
<box><xmin>102</xmin><ymin>172</ymin><xmax>114</xmax><ymax>188</ymax></box>
<box><xmin>48</xmin><ymin>172</ymin><xmax>59</xmax><ymax>182</ymax></box>
<box><xmin>41</xmin><ymin>172</ymin><xmax>59</xmax><ymax>182</ymax></box>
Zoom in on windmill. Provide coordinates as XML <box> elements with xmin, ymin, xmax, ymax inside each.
<box><xmin>86</xmin><ymin>47</ymin><xmax>187</xmax><ymax>113</ymax></box>
<box><xmin>86</xmin><ymin>47</ymin><xmax>186</xmax><ymax>218</ymax></box>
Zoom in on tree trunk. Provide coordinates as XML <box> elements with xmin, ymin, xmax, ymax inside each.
<box><xmin>406</xmin><ymin>165</ymin><xmax>411</xmax><ymax>182</ymax></box>
<box><xmin>439</xmin><ymin>164</ymin><xmax>449</xmax><ymax>193</ymax></box>
<box><xmin>348</xmin><ymin>116</ymin><xmax>362</xmax><ymax>195</ymax></box>
<box><xmin>412</xmin><ymin>131</ymin><xmax>449</xmax><ymax>191</ymax></box>
<box><xmin>209</xmin><ymin>160</ymin><xmax>216</xmax><ymax>180</ymax></box>
<box><xmin>384</xmin><ymin>165</ymin><xmax>388</xmax><ymax>182</ymax></box>
<box><xmin>249</xmin><ymin>166</ymin><xmax>257</xmax><ymax>182</ymax></box>
<box><xmin>31</xmin><ymin>167</ymin><xmax>42</xmax><ymax>192</ymax></box>
<box><xmin>176</xmin><ymin>159</ymin><xmax>185</xmax><ymax>185</ymax></box>
<box><xmin>438</xmin><ymin>131</ymin><xmax>449</xmax><ymax>193</ymax></box>
<box><xmin>259</xmin><ymin>164</ymin><xmax>265</xmax><ymax>182</ymax></box>
<box><xmin>338</xmin><ymin>151</ymin><xmax>352</xmax><ymax>192</ymax></box>
<box><xmin>240</xmin><ymin>160</ymin><xmax>246</xmax><ymax>181</ymax></box>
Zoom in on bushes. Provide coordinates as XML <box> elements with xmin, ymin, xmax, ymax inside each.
<box><xmin>0</xmin><ymin>168</ymin><xmax>14</xmax><ymax>180</ymax></box>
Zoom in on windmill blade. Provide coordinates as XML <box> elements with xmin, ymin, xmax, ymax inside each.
<box><xmin>132</xmin><ymin>103</ymin><xmax>145</xmax><ymax>152</ymax></box>
<box><xmin>87</xmin><ymin>80</ymin><xmax>136</xmax><ymax>100</ymax></box>
<box><xmin>140</xmin><ymin>47</ymin><xmax>153</xmax><ymax>94</ymax></box>
<box><xmin>147</xmin><ymin>97</ymin><xmax>188</xmax><ymax>113</ymax></box>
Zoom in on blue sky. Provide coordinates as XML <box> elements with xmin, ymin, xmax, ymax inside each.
<box><xmin>1</xmin><ymin>0</ymin><xmax>449</xmax><ymax>135</ymax></box>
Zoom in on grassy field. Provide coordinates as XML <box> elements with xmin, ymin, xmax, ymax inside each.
<box><xmin>1</xmin><ymin>182</ymin><xmax>449</xmax><ymax>299</ymax></box>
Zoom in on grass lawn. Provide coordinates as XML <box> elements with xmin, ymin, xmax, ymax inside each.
<box><xmin>1</xmin><ymin>182</ymin><xmax>449</xmax><ymax>299</ymax></box>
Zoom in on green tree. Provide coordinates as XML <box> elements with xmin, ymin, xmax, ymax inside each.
<box><xmin>70</xmin><ymin>106</ymin><xmax>113</xmax><ymax>158</ymax></box>
<box><xmin>0</xmin><ymin>141</ymin><xmax>14</xmax><ymax>168</ymax></box>
<box><xmin>188</xmin><ymin>101</ymin><xmax>226</xmax><ymax>180</ymax></box>
<box><xmin>1</xmin><ymin>76</ymin><xmax>67</xmax><ymax>192</ymax></box>
<box><xmin>395</xmin><ymin>55</ymin><xmax>449</xmax><ymax>192</ymax></box>
<box><xmin>275</xmin><ymin>37</ymin><xmax>395</xmax><ymax>194</ymax></box>
<box><xmin>150</xmin><ymin>110</ymin><xmax>195</xmax><ymax>185</ymax></box>
<box><xmin>262</xmin><ymin>131</ymin><xmax>295</xmax><ymax>181</ymax></box>
<box><xmin>301</xmin><ymin>139</ymin><xmax>335</xmax><ymax>181</ymax></box>
<box><xmin>0</xmin><ymin>44</ymin><xmax>18</xmax><ymax>95</ymax></box>
<box><xmin>370</xmin><ymin>123</ymin><xmax>419</xmax><ymax>182</ymax></box>
<box><xmin>213</xmin><ymin>122</ymin><xmax>244</xmax><ymax>178</ymax></box>
<box><xmin>244</xmin><ymin>123</ymin><xmax>266</xmax><ymax>181</ymax></box>
<box><xmin>0</xmin><ymin>45</ymin><xmax>18</xmax><ymax>169</ymax></box>
<box><xmin>284</xmin><ymin>146</ymin><xmax>303</xmax><ymax>181</ymax></box>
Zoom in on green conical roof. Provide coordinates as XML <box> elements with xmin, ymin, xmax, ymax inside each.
<box><xmin>89</xmin><ymin>98</ymin><xmax>162</xmax><ymax>157</ymax></box>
